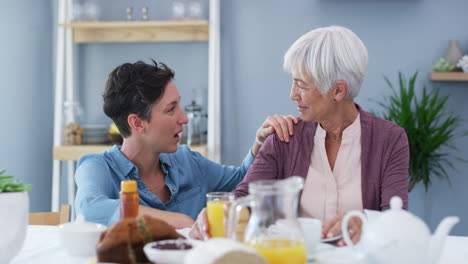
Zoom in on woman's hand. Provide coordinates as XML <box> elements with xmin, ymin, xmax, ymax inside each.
<box><xmin>257</xmin><ymin>114</ymin><xmax>299</xmax><ymax>143</ymax></box>
<box><xmin>189</xmin><ymin>208</ymin><xmax>210</xmax><ymax>240</ymax></box>
<box><xmin>252</xmin><ymin>115</ymin><xmax>299</xmax><ymax>156</ymax></box>
<box><xmin>322</xmin><ymin>213</ymin><xmax>362</xmax><ymax>247</ymax></box>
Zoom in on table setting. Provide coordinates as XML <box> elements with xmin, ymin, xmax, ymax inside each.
<box><xmin>9</xmin><ymin>220</ymin><xmax>468</xmax><ymax>264</ymax></box>
<box><xmin>6</xmin><ymin>177</ymin><xmax>468</xmax><ymax>264</ymax></box>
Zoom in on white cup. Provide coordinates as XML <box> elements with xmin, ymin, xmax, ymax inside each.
<box><xmin>59</xmin><ymin>215</ymin><xmax>107</xmax><ymax>257</ymax></box>
<box><xmin>298</xmin><ymin>217</ymin><xmax>322</xmax><ymax>255</ymax></box>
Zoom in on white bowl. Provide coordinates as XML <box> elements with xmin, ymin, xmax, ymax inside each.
<box><xmin>143</xmin><ymin>239</ymin><xmax>197</xmax><ymax>264</ymax></box>
<box><xmin>58</xmin><ymin>215</ymin><xmax>107</xmax><ymax>257</ymax></box>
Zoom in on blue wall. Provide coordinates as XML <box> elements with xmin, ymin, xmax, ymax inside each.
<box><xmin>0</xmin><ymin>1</ymin><xmax>53</xmax><ymax>212</ymax></box>
<box><xmin>2</xmin><ymin>0</ymin><xmax>467</xmax><ymax>235</ymax></box>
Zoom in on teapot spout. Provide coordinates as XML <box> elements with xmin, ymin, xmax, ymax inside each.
<box><xmin>428</xmin><ymin>216</ymin><xmax>459</xmax><ymax>264</ymax></box>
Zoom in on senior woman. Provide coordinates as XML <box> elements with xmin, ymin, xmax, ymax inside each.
<box><xmin>190</xmin><ymin>26</ymin><xmax>409</xmax><ymax>246</ymax></box>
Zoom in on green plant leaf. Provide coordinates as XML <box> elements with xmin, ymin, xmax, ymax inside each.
<box><xmin>374</xmin><ymin>72</ymin><xmax>468</xmax><ymax>192</ymax></box>
<box><xmin>0</xmin><ymin>169</ymin><xmax>32</xmax><ymax>193</ymax></box>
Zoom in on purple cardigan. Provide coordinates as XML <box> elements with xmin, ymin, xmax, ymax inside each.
<box><xmin>234</xmin><ymin>107</ymin><xmax>409</xmax><ymax>210</ymax></box>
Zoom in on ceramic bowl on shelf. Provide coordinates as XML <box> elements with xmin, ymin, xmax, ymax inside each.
<box><xmin>83</xmin><ymin>124</ymin><xmax>110</xmax><ymax>144</ymax></box>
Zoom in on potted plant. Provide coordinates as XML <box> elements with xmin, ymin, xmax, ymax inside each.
<box><xmin>375</xmin><ymin>72</ymin><xmax>467</xmax><ymax>192</ymax></box>
<box><xmin>0</xmin><ymin>169</ymin><xmax>32</xmax><ymax>263</ymax></box>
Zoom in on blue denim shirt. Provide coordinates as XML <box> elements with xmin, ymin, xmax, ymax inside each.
<box><xmin>75</xmin><ymin>145</ymin><xmax>254</xmax><ymax>226</ymax></box>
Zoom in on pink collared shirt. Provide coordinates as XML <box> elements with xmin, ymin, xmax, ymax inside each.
<box><xmin>299</xmin><ymin>114</ymin><xmax>363</xmax><ymax>222</ymax></box>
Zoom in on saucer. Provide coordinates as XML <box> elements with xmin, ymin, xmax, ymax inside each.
<box><xmin>307</xmin><ymin>242</ymin><xmax>336</xmax><ymax>261</ymax></box>
<box><xmin>320</xmin><ymin>232</ymin><xmax>342</xmax><ymax>244</ymax></box>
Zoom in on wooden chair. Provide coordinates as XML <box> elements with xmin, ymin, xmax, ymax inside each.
<box><xmin>29</xmin><ymin>204</ymin><xmax>71</xmax><ymax>225</ymax></box>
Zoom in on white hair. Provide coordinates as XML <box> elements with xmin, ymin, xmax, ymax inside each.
<box><xmin>283</xmin><ymin>26</ymin><xmax>368</xmax><ymax>99</ymax></box>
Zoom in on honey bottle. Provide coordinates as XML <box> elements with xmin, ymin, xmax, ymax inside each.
<box><xmin>120</xmin><ymin>180</ymin><xmax>139</xmax><ymax>219</ymax></box>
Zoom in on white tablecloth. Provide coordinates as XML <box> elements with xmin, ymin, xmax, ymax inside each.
<box><xmin>11</xmin><ymin>225</ymin><xmax>468</xmax><ymax>264</ymax></box>
<box><xmin>11</xmin><ymin>226</ymin><xmax>92</xmax><ymax>264</ymax></box>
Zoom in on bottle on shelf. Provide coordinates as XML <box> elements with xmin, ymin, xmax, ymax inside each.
<box><xmin>120</xmin><ymin>180</ymin><xmax>139</xmax><ymax>219</ymax></box>
<box><xmin>445</xmin><ymin>40</ymin><xmax>463</xmax><ymax>66</ymax></box>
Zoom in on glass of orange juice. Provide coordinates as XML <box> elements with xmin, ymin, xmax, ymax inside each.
<box><xmin>206</xmin><ymin>192</ymin><xmax>234</xmax><ymax>237</ymax></box>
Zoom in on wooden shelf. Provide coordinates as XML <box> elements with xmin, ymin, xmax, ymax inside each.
<box><xmin>59</xmin><ymin>20</ymin><xmax>209</xmax><ymax>43</ymax></box>
<box><xmin>430</xmin><ymin>72</ymin><xmax>468</xmax><ymax>82</ymax></box>
<box><xmin>53</xmin><ymin>144</ymin><xmax>208</xmax><ymax>161</ymax></box>
<box><xmin>53</xmin><ymin>145</ymin><xmax>111</xmax><ymax>160</ymax></box>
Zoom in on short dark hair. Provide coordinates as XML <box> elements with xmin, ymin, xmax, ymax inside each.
<box><xmin>103</xmin><ymin>59</ymin><xmax>175</xmax><ymax>137</ymax></box>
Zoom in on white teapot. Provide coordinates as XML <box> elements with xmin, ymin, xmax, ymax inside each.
<box><xmin>341</xmin><ymin>196</ymin><xmax>459</xmax><ymax>264</ymax></box>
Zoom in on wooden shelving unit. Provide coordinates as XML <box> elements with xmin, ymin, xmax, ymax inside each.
<box><xmin>52</xmin><ymin>0</ymin><xmax>220</xmax><ymax>212</ymax></box>
<box><xmin>54</xmin><ymin>20</ymin><xmax>211</xmax><ymax>164</ymax></box>
<box><xmin>53</xmin><ymin>144</ymin><xmax>208</xmax><ymax>161</ymax></box>
<box><xmin>59</xmin><ymin>20</ymin><xmax>209</xmax><ymax>43</ymax></box>
<box><xmin>430</xmin><ymin>72</ymin><xmax>468</xmax><ymax>82</ymax></box>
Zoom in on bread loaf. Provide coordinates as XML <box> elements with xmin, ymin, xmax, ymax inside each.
<box><xmin>184</xmin><ymin>238</ymin><xmax>266</xmax><ymax>264</ymax></box>
<box><xmin>96</xmin><ymin>215</ymin><xmax>182</xmax><ymax>264</ymax></box>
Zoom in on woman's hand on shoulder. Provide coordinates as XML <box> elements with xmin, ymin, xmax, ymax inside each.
<box><xmin>256</xmin><ymin>114</ymin><xmax>299</xmax><ymax>144</ymax></box>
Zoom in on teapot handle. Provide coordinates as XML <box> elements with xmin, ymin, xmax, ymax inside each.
<box><xmin>342</xmin><ymin>211</ymin><xmax>367</xmax><ymax>247</ymax></box>
<box><xmin>226</xmin><ymin>195</ymin><xmax>252</xmax><ymax>241</ymax></box>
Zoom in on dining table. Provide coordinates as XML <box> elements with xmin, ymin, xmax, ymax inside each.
<box><xmin>11</xmin><ymin>225</ymin><xmax>468</xmax><ymax>264</ymax></box>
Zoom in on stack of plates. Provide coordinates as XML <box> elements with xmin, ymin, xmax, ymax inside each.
<box><xmin>82</xmin><ymin>124</ymin><xmax>109</xmax><ymax>144</ymax></box>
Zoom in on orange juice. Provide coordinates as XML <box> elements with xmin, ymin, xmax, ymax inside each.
<box><xmin>247</xmin><ymin>239</ymin><xmax>307</xmax><ymax>264</ymax></box>
<box><xmin>207</xmin><ymin>200</ymin><xmax>229</xmax><ymax>237</ymax></box>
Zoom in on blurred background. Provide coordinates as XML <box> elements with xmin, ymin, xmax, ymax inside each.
<box><xmin>1</xmin><ymin>0</ymin><xmax>467</xmax><ymax>235</ymax></box>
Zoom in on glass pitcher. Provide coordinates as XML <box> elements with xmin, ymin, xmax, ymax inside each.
<box><xmin>227</xmin><ymin>176</ymin><xmax>307</xmax><ymax>264</ymax></box>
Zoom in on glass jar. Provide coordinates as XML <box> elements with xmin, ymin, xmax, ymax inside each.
<box><xmin>62</xmin><ymin>101</ymin><xmax>83</xmax><ymax>145</ymax></box>
<box><xmin>185</xmin><ymin>101</ymin><xmax>203</xmax><ymax>146</ymax></box>
<box><xmin>71</xmin><ymin>0</ymin><xmax>100</xmax><ymax>21</ymax></box>
<box><xmin>171</xmin><ymin>0</ymin><xmax>186</xmax><ymax>20</ymax></box>
<box><xmin>187</xmin><ymin>0</ymin><xmax>203</xmax><ymax>19</ymax></box>
<box><xmin>200</xmin><ymin>113</ymin><xmax>207</xmax><ymax>145</ymax></box>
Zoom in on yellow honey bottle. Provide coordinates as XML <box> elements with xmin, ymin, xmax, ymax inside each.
<box><xmin>120</xmin><ymin>180</ymin><xmax>139</xmax><ymax>219</ymax></box>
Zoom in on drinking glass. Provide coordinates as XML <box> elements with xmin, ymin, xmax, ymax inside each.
<box><xmin>206</xmin><ymin>192</ymin><xmax>234</xmax><ymax>237</ymax></box>
<box><xmin>187</xmin><ymin>1</ymin><xmax>203</xmax><ymax>19</ymax></box>
<box><xmin>171</xmin><ymin>0</ymin><xmax>186</xmax><ymax>20</ymax></box>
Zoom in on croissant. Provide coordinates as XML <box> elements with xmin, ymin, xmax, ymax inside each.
<box><xmin>97</xmin><ymin>215</ymin><xmax>182</xmax><ymax>264</ymax></box>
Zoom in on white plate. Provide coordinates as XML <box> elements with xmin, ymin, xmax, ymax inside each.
<box><xmin>320</xmin><ymin>232</ymin><xmax>342</xmax><ymax>244</ymax></box>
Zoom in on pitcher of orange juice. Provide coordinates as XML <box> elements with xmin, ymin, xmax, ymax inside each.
<box><xmin>226</xmin><ymin>176</ymin><xmax>307</xmax><ymax>264</ymax></box>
